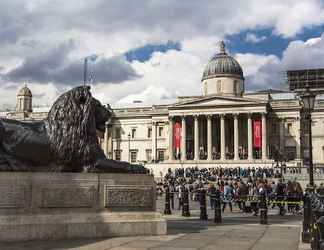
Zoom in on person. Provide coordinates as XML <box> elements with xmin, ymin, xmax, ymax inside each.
<box><xmin>177</xmin><ymin>183</ymin><xmax>184</xmax><ymax>210</ymax></box>
<box><xmin>222</xmin><ymin>182</ymin><xmax>233</xmax><ymax>212</ymax></box>
<box><xmin>286</xmin><ymin>180</ymin><xmax>295</xmax><ymax>213</ymax></box>
<box><xmin>275</xmin><ymin>179</ymin><xmax>286</xmax><ymax>215</ymax></box>
<box><xmin>207</xmin><ymin>183</ymin><xmax>217</xmax><ymax>209</ymax></box>
<box><xmin>250</xmin><ymin>184</ymin><xmax>259</xmax><ymax>216</ymax></box>
<box><xmin>238</xmin><ymin>180</ymin><xmax>248</xmax><ymax>212</ymax></box>
<box><xmin>292</xmin><ymin>180</ymin><xmax>303</xmax><ymax>214</ymax></box>
<box><xmin>169</xmin><ymin>183</ymin><xmax>175</xmax><ymax>210</ymax></box>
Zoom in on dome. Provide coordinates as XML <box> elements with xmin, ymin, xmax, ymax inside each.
<box><xmin>202</xmin><ymin>41</ymin><xmax>244</xmax><ymax>81</ymax></box>
<box><xmin>17</xmin><ymin>85</ymin><xmax>32</xmax><ymax>97</ymax></box>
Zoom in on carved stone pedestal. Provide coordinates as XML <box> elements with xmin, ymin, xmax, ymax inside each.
<box><xmin>0</xmin><ymin>172</ymin><xmax>166</xmax><ymax>241</ymax></box>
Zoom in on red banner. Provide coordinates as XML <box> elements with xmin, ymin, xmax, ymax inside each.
<box><xmin>173</xmin><ymin>122</ymin><xmax>181</xmax><ymax>150</ymax></box>
<box><xmin>253</xmin><ymin>120</ymin><xmax>262</xmax><ymax>149</ymax></box>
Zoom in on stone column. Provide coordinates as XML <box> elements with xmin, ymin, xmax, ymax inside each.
<box><xmin>168</xmin><ymin>117</ymin><xmax>174</xmax><ymax>161</ymax></box>
<box><xmin>104</xmin><ymin>123</ymin><xmax>109</xmax><ymax>157</ymax></box>
<box><xmin>220</xmin><ymin>114</ymin><xmax>225</xmax><ymax>161</ymax></box>
<box><xmin>194</xmin><ymin>115</ymin><xmax>199</xmax><ymax>161</ymax></box>
<box><xmin>152</xmin><ymin>121</ymin><xmax>157</xmax><ymax>161</ymax></box>
<box><xmin>181</xmin><ymin>116</ymin><xmax>186</xmax><ymax>161</ymax></box>
<box><xmin>248</xmin><ymin>113</ymin><xmax>253</xmax><ymax>161</ymax></box>
<box><xmin>279</xmin><ymin>118</ymin><xmax>285</xmax><ymax>152</ymax></box>
<box><xmin>207</xmin><ymin>115</ymin><xmax>212</xmax><ymax>161</ymax></box>
<box><xmin>296</xmin><ymin>117</ymin><xmax>301</xmax><ymax>159</ymax></box>
<box><xmin>262</xmin><ymin>113</ymin><xmax>267</xmax><ymax>160</ymax></box>
<box><xmin>234</xmin><ymin>114</ymin><xmax>239</xmax><ymax>161</ymax></box>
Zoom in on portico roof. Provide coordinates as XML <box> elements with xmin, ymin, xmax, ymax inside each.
<box><xmin>168</xmin><ymin>94</ymin><xmax>268</xmax><ymax>116</ymax></box>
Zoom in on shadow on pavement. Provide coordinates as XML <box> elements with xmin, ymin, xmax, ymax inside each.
<box><xmin>166</xmin><ymin>213</ymin><xmax>302</xmax><ymax>235</ymax></box>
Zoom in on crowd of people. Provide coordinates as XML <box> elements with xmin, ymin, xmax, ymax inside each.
<box><xmin>157</xmin><ymin>166</ymin><xmax>304</xmax><ymax>215</ymax></box>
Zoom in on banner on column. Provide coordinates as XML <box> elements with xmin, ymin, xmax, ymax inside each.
<box><xmin>173</xmin><ymin>122</ymin><xmax>182</xmax><ymax>155</ymax></box>
<box><xmin>253</xmin><ymin>120</ymin><xmax>262</xmax><ymax>149</ymax></box>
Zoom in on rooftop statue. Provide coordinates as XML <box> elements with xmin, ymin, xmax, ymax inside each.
<box><xmin>0</xmin><ymin>86</ymin><xmax>147</xmax><ymax>174</ymax></box>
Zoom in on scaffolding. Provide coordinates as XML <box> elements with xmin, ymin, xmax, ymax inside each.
<box><xmin>287</xmin><ymin>68</ymin><xmax>324</xmax><ymax>93</ymax></box>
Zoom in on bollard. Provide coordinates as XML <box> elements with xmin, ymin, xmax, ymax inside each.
<box><xmin>199</xmin><ymin>189</ymin><xmax>208</xmax><ymax>221</ymax></box>
<box><xmin>302</xmin><ymin>192</ymin><xmax>311</xmax><ymax>243</ymax></box>
<box><xmin>182</xmin><ymin>188</ymin><xmax>190</xmax><ymax>217</ymax></box>
<box><xmin>259</xmin><ymin>192</ymin><xmax>268</xmax><ymax>225</ymax></box>
<box><xmin>214</xmin><ymin>191</ymin><xmax>222</xmax><ymax>223</ymax></box>
<box><xmin>164</xmin><ymin>186</ymin><xmax>171</xmax><ymax>215</ymax></box>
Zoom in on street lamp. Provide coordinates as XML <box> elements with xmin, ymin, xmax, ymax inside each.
<box><xmin>128</xmin><ymin>133</ymin><xmax>131</xmax><ymax>163</ymax></box>
<box><xmin>300</xmin><ymin>88</ymin><xmax>316</xmax><ymax>187</ymax></box>
<box><xmin>300</xmin><ymin>88</ymin><xmax>316</xmax><ymax>243</ymax></box>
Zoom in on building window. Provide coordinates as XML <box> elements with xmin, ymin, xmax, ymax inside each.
<box><xmin>322</xmin><ymin>147</ymin><xmax>324</xmax><ymax>161</ymax></box>
<box><xmin>147</xmin><ymin>127</ymin><xmax>152</xmax><ymax>138</ymax></box>
<box><xmin>131</xmin><ymin>128</ymin><xmax>136</xmax><ymax>139</ymax></box>
<box><xmin>115</xmin><ymin>128</ymin><xmax>121</xmax><ymax>139</ymax></box>
<box><xmin>287</xmin><ymin>123</ymin><xmax>292</xmax><ymax>135</ymax></box>
<box><xmin>157</xmin><ymin>150</ymin><xmax>165</xmax><ymax>161</ymax></box>
<box><xmin>234</xmin><ymin>80</ymin><xmax>238</xmax><ymax>93</ymax></box>
<box><xmin>217</xmin><ymin>80</ymin><xmax>221</xmax><ymax>92</ymax></box>
<box><xmin>158</xmin><ymin>126</ymin><xmax>163</xmax><ymax>137</ymax></box>
<box><xmin>146</xmin><ymin>149</ymin><xmax>152</xmax><ymax>162</ymax></box>
<box><xmin>272</xmin><ymin>122</ymin><xmax>278</xmax><ymax>135</ymax></box>
<box><xmin>130</xmin><ymin>150</ymin><xmax>137</xmax><ymax>163</ymax></box>
<box><xmin>114</xmin><ymin>150</ymin><xmax>121</xmax><ymax>161</ymax></box>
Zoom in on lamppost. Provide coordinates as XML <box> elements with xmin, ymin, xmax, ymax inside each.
<box><xmin>299</xmin><ymin>87</ymin><xmax>316</xmax><ymax>243</ymax></box>
<box><xmin>128</xmin><ymin>133</ymin><xmax>131</xmax><ymax>163</ymax></box>
<box><xmin>300</xmin><ymin>88</ymin><xmax>316</xmax><ymax>187</ymax></box>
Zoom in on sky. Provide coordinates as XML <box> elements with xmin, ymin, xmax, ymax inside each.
<box><xmin>1</xmin><ymin>0</ymin><xmax>324</xmax><ymax>110</ymax></box>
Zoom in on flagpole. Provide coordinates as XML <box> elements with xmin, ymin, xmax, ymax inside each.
<box><xmin>83</xmin><ymin>57</ymin><xmax>88</xmax><ymax>86</ymax></box>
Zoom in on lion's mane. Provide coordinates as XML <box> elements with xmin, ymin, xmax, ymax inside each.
<box><xmin>47</xmin><ymin>86</ymin><xmax>105</xmax><ymax>171</ymax></box>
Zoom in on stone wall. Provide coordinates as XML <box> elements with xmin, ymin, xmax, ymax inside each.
<box><xmin>0</xmin><ymin>172</ymin><xmax>166</xmax><ymax>241</ymax></box>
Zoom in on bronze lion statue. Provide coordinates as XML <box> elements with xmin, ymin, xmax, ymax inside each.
<box><xmin>0</xmin><ymin>86</ymin><xmax>147</xmax><ymax>174</ymax></box>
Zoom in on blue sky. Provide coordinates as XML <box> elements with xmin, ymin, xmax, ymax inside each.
<box><xmin>228</xmin><ymin>25</ymin><xmax>324</xmax><ymax>57</ymax></box>
<box><xmin>125</xmin><ymin>25</ymin><xmax>324</xmax><ymax>63</ymax></box>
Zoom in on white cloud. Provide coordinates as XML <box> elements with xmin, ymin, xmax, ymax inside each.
<box><xmin>245</xmin><ymin>33</ymin><xmax>267</xmax><ymax>43</ymax></box>
<box><xmin>96</xmin><ymin>36</ymin><xmax>222</xmax><ymax>106</ymax></box>
<box><xmin>234</xmin><ymin>33</ymin><xmax>324</xmax><ymax>90</ymax></box>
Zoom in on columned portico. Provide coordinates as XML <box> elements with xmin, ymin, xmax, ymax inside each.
<box><xmin>220</xmin><ymin>114</ymin><xmax>225</xmax><ymax>161</ymax></box>
<box><xmin>234</xmin><ymin>114</ymin><xmax>239</xmax><ymax>161</ymax></box>
<box><xmin>181</xmin><ymin>116</ymin><xmax>186</xmax><ymax>161</ymax></box>
<box><xmin>168</xmin><ymin>112</ymin><xmax>268</xmax><ymax>163</ymax></box>
<box><xmin>194</xmin><ymin>115</ymin><xmax>199</xmax><ymax>161</ymax></box>
<box><xmin>248</xmin><ymin>114</ymin><xmax>253</xmax><ymax>161</ymax></box>
<box><xmin>207</xmin><ymin>115</ymin><xmax>212</xmax><ymax>161</ymax></box>
<box><xmin>261</xmin><ymin>112</ymin><xmax>267</xmax><ymax>160</ymax></box>
<box><xmin>168</xmin><ymin>117</ymin><xmax>173</xmax><ymax>161</ymax></box>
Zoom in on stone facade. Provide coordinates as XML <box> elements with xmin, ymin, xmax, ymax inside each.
<box><xmin>0</xmin><ymin>173</ymin><xmax>166</xmax><ymax>241</ymax></box>
<box><xmin>108</xmin><ymin>92</ymin><xmax>324</xmax><ymax>175</ymax></box>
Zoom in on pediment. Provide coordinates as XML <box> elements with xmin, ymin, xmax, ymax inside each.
<box><xmin>172</xmin><ymin>95</ymin><xmax>266</xmax><ymax>108</ymax></box>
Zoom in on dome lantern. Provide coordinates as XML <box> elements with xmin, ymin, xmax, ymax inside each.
<box><xmin>201</xmin><ymin>41</ymin><xmax>245</xmax><ymax>97</ymax></box>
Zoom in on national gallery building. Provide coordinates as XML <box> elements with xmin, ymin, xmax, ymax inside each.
<box><xmin>2</xmin><ymin>42</ymin><xmax>324</xmax><ymax>175</ymax></box>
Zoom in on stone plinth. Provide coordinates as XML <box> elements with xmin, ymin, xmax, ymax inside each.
<box><xmin>0</xmin><ymin>172</ymin><xmax>166</xmax><ymax>241</ymax></box>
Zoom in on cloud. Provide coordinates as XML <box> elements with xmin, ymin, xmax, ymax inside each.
<box><xmin>3</xmin><ymin>40</ymin><xmax>139</xmax><ymax>86</ymax></box>
<box><xmin>245</xmin><ymin>33</ymin><xmax>267</xmax><ymax>43</ymax></box>
<box><xmin>235</xmin><ymin>33</ymin><xmax>324</xmax><ymax>91</ymax></box>
<box><xmin>2</xmin><ymin>1</ymin><xmax>324</xmax><ymax>109</ymax></box>
<box><xmin>91</xmin><ymin>36</ymin><xmax>220</xmax><ymax>106</ymax></box>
